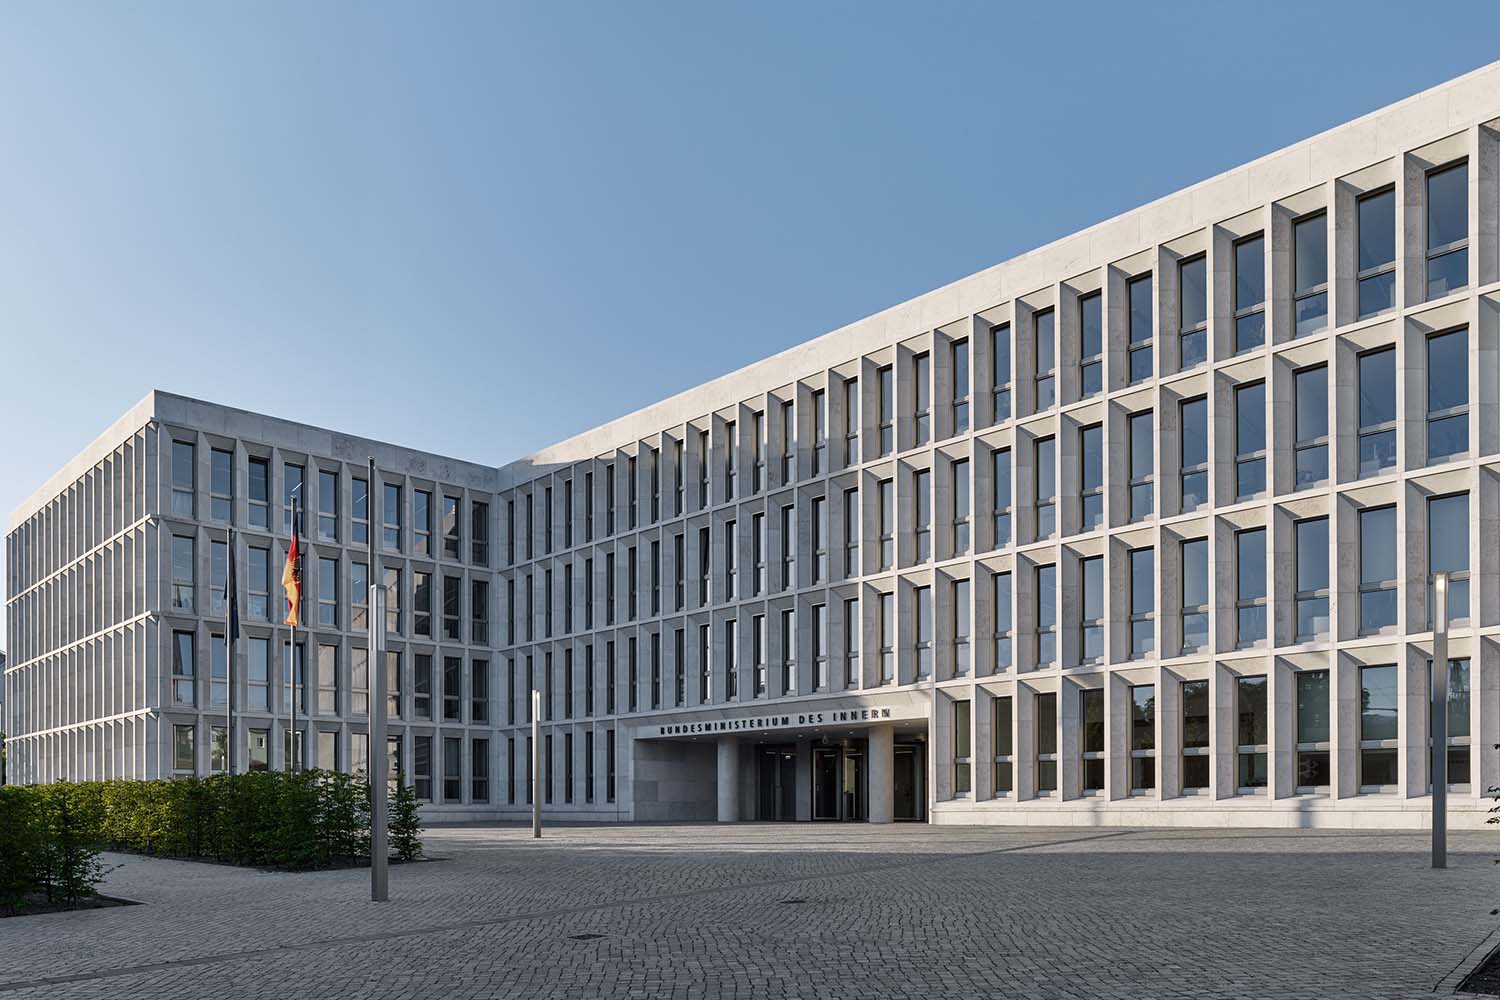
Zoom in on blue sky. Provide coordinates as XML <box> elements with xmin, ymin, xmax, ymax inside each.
<box><xmin>2</xmin><ymin>2</ymin><xmax>1498</xmax><ymax>648</ymax></box>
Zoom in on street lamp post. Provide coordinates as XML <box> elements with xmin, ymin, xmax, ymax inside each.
<box><xmin>1432</xmin><ymin>572</ymin><xmax>1448</xmax><ymax>870</ymax></box>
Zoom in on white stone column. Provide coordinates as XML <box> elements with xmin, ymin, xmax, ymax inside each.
<box><xmin>868</xmin><ymin>723</ymin><xmax>894</xmax><ymax>823</ymax></box>
<box><xmin>716</xmin><ymin>735</ymin><xmax>739</xmax><ymax>822</ymax></box>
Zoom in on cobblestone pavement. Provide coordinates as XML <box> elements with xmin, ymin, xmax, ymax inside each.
<box><xmin>2</xmin><ymin>824</ymin><xmax>1498</xmax><ymax>999</ymax></box>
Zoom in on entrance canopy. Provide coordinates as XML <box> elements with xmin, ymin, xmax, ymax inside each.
<box><xmin>636</xmin><ymin>691</ymin><xmax>930</xmax><ymax>742</ymax></box>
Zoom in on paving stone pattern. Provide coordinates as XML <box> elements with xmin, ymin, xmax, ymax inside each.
<box><xmin>1</xmin><ymin>824</ymin><xmax>1498</xmax><ymax>999</ymax></box>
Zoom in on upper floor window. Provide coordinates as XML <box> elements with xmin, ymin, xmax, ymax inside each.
<box><xmin>1034</xmin><ymin>435</ymin><xmax>1056</xmax><ymax>540</ymax></box>
<box><xmin>1035</xmin><ymin>563</ymin><xmax>1056</xmax><ymax>669</ymax></box>
<box><xmin>1127</xmin><ymin>274</ymin><xmax>1152</xmax><ymax>384</ymax></box>
<box><xmin>1180</xmin><ymin>397</ymin><xmax>1209</xmax><ymax>512</ymax></box>
<box><xmin>471</xmin><ymin>500</ymin><xmax>489</xmax><ymax>565</ymax></box>
<box><xmin>1128</xmin><ymin>410</ymin><xmax>1153</xmax><ymax>521</ymax></box>
<box><xmin>1295</xmin><ymin>517</ymin><xmax>1329</xmax><ymax>641</ymax></box>
<box><xmin>951</xmin><ymin>338</ymin><xmax>970</xmax><ymax>435</ymax></box>
<box><xmin>991</xmin><ymin>323</ymin><xmax>1011</xmax><ymax>422</ymax></box>
<box><xmin>1235</xmin><ymin>527</ymin><xmax>1267</xmax><ymax>648</ymax></box>
<box><xmin>1358</xmin><ymin>347</ymin><xmax>1397</xmax><ymax>478</ymax></box>
<box><xmin>1079</xmin><ymin>555</ymin><xmax>1103</xmax><ymax>665</ymax></box>
<box><xmin>1130</xmin><ymin>547</ymin><xmax>1154</xmax><ymax>658</ymax></box>
<box><xmin>913</xmin><ymin>351</ymin><xmax>932</xmax><ymax>446</ymax></box>
<box><xmin>878</xmin><ymin>366</ymin><xmax>894</xmax><ymax>456</ymax></box>
<box><xmin>209</xmin><ymin>448</ymin><xmax>232</xmax><ymax>522</ymax></box>
<box><xmin>1034</xmin><ymin>309</ymin><xmax>1056</xmax><ymax>411</ymax></box>
<box><xmin>1429</xmin><ymin>492</ymin><xmax>1470</xmax><ymax>626</ymax></box>
<box><xmin>1357</xmin><ymin>188</ymin><xmax>1396</xmax><ymax>318</ymax></box>
<box><xmin>283</xmin><ymin>464</ymin><xmax>304</xmax><ymax>533</ymax></box>
<box><xmin>752</xmin><ymin>411</ymin><xmax>766</xmax><ymax>493</ymax></box>
<box><xmin>1358</xmin><ymin>505</ymin><xmax>1397</xmax><ymax>635</ymax></box>
<box><xmin>952</xmin><ymin>458</ymin><xmax>970</xmax><ymax>556</ymax></box>
<box><xmin>171</xmin><ymin>440</ymin><xmax>195</xmax><ymax>517</ymax></box>
<box><xmin>1293</xmin><ymin>212</ymin><xmax>1328</xmax><ymax>336</ymax></box>
<box><xmin>250</xmin><ymin>458</ymin><xmax>271</xmax><ymax>531</ymax></box>
<box><xmin>382</xmin><ymin>483</ymin><xmax>401</xmax><ymax>551</ymax></box>
<box><xmin>1426</xmin><ymin>161</ymin><xmax>1468</xmax><ymax>300</ymax></box>
<box><xmin>1427</xmin><ymin>328</ymin><xmax>1468</xmax><ymax>463</ymax></box>
<box><xmin>952</xmin><ymin>579</ymin><xmax>971</xmax><ymax>677</ymax></box>
<box><xmin>1078</xmin><ymin>293</ymin><xmax>1102</xmax><ymax>398</ymax></box>
<box><xmin>811</xmin><ymin>389</ymin><xmax>826</xmax><ymax>475</ymax></box>
<box><xmin>914</xmin><ymin>469</ymin><xmax>932</xmax><ymax>562</ymax></box>
<box><xmin>1233</xmin><ymin>235</ymin><xmax>1265</xmax><ymax>353</ymax></box>
<box><xmin>317</xmin><ymin>470</ymin><xmax>338</xmax><ymax>541</ymax></box>
<box><xmin>1181</xmin><ymin>538</ymin><xmax>1209</xmax><ymax>654</ymax></box>
<box><xmin>843</xmin><ymin>378</ymin><xmax>860</xmax><ymax>467</ymax></box>
<box><xmin>992</xmin><ymin>448</ymin><xmax>1011</xmax><ymax>547</ymax></box>
<box><xmin>171</xmin><ymin>534</ymin><xmax>194</xmax><ymax>611</ymax></box>
<box><xmin>1178</xmin><ymin>255</ymin><xmax>1207</xmax><ymax>369</ymax></box>
<box><xmin>913</xmin><ymin>585</ymin><xmax>932</xmax><ymax>679</ymax></box>
<box><xmin>1078</xmin><ymin>424</ymin><xmax>1103</xmax><ymax>532</ymax></box>
<box><xmin>723</xmin><ymin>423</ymin><xmax>737</xmax><ymax>500</ymax></box>
<box><xmin>878</xmin><ymin>479</ymin><xmax>895</xmax><ymax>570</ymax></box>
<box><xmin>843</xmin><ymin>487</ymin><xmax>859</xmax><ymax>578</ymax></box>
<box><xmin>992</xmin><ymin>571</ymin><xmax>1012</xmax><ymax>671</ymax></box>
<box><xmin>1234</xmin><ymin>381</ymin><xmax>1266</xmax><ymax>500</ymax></box>
<box><xmin>1294</xmin><ymin>366</ymin><xmax>1328</xmax><ymax>489</ymax></box>
<box><xmin>413</xmin><ymin>490</ymin><xmax>432</xmax><ymax>556</ymax></box>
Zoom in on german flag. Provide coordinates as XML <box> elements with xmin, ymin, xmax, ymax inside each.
<box><xmin>283</xmin><ymin>505</ymin><xmax>303</xmax><ymax>628</ymax></box>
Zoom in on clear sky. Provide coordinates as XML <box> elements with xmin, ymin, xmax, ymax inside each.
<box><xmin>2</xmin><ymin>2</ymin><xmax>1498</xmax><ymax>648</ymax></box>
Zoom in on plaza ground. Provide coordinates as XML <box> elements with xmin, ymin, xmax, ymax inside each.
<box><xmin>1</xmin><ymin>823</ymin><xmax>1498</xmax><ymax>999</ymax></box>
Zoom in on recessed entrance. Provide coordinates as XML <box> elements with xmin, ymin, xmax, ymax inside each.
<box><xmin>892</xmin><ymin>743</ymin><xmax>926</xmax><ymax>821</ymax></box>
<box><xmin>812</xmin><ymin>744</ymin><xmax>866</xmax><ymax>821</ymax></box>
<box><xmin>757</xmin><ymin>747</ymin><xmax>798</xmax><ymax>821</ymax></box>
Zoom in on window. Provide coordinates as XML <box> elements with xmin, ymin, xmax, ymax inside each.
<box><xmin>914</xmin><ymin>469</ymin><xmax>932</xmax><ymax>562</ymax></box>
<box><xmin>171</xmin><ymin>535</ymin><xmax>195</xmax><ymax>611</ymax></box>
<box><xmin>993</xmin><ymin>696</ymin><xmax>1014</xmax><ymax>795</ymax></box>
<box><xmin>698</xmin><ymin>526</ymin><xmax>710</xmax><ymax>605</ymax></box>
<box><xmin>171</xmin><ymin>440</ymin><xmax>195</xmax><ymax>517</ymax></box>
<box><xmin>780</xmin><ymin>403</ymin><xmax>795</xmax><ymax>487</ymax></box>
<box><xmin>414</xmin><ymin>653</ymin><xmax>433</xmax><ymax>719</ymax></box>
<box><xmin>1079</xmin><ymin>555</ymin><xmax>1103</xmax><ymax>664</ymax></box>
<box><xmin>413</xmin><ymin>490</ymin><xmax>433</xmax><ymax>556</ymax></box>
<box><xmin>951</xmin><ymin>338</ymin><xmax>970</xmax><ymax>434</ymax></box>
<box><xmin>1233</xmin><ymin>235</ymin><xmax>1265</xmax><ymax>353</ymax></box>
<box><xmin>1128</xmin><ymin>411</ymin><xmax>1153</xmax><ymax>521</ymax></box>
<box><xmin>1235</xmin><ymin>528</ymin><xmax>1266</xmax><ymax>647</ymax></box>
<box><xmin>1078</xmin><ymin>424</ymin><xmax>1103</xmax><ymax>532</ymax></box>
<box><xmin>1178</xmin><ymin>255</ymin><xmax>1207</xmax><ymax>369</ymax></box>
<box><xmin>1130</xmin><ymin>547</ymin><xmax>1155</xmax><ymax>658</ymax></box>
<box><xmin>841</xmin><ymin>488</ymin><xmax>859</xmax><ymax>578</ymax></box>
<box><xmin>696</xmin><ymin>433</ymin><xmax>709</xmax><ymax>508</ymax></box>
<box><xmin>812</xmin><ymin>496</ymin><xmax>827</xmax><ymax>583</ymax></box>
<box><xmin>629</xmin><ymin>637</ymin><xmax>641</xmax><ymax>711</ymax></box>
<box><xmin>1236</xmin><ymin>675</ymin><xmax>1268</xmax><ymax>791</ymax></box>
<box><xmin>914</xmin><ymin>585</ymin><xmax>932</xmax><ymax>679</ymax></box>
<box><xmin>1359</xmin><ymin>664</ymin><xmax>1399</xmax><ymax>790</ymax></box>
<box><xmin>878</xmin><ymin>479</ymin><xmax>894</xmax><ymax>570</ymax></box>
<box><xmin>1033</xmin><ymin>309</ymin><xmax>1056</xmax><ymax>411</ymax></box>
<box><xmin>724</xmin><ymin>619</ymin><xmax>738</xmax><ymax>700</ymax></box>
<box><xmin>472</xmin><ymin>738</ymin><xmax>489</xmax><ymax>803</ymax></box>
<box><xmin>699</xmin><ymin>625</ymin><xmax>712</xmax><ymax>702</ymax></box>
<box><xmin>351</xmin><ymin>648</ymin><xmax>368</xmax><ymax>715</ymax></box>
<box><xmin>1357</xmin><ymin>188</ymin><xmax>1396</xmax><ymax>317</ymax></box>
<box><xmin>1035</xmin><ymin>692</ymin><xmax>1058</xmax><ymax>794</ymax></box>
<box><xmin>1078</xmin><ymin>293</ymin><xmax>1102</xmax><ymax>398</ymax></box>
<box><xmin>1081</xmin><ymin>688</ymin><xmax>1104</xmax><ymax>793</ymax></box>
<box><xmin>317</xmin><ymin>470</ymin><xmax>338</xmax><ymax>540</ymax></box>
<box><xmin>172</xmin><ymin>725</ymin><xmax>196</xmax><ymax>772</ymax></box>
<box><xmin>412</xmin><ymin>570</ymin><xmax>433</xmax><ymax>637</ymax></box>
<box><xmin>471</xmin><ymin>579</ymin><xmax>488</xmax><ymax>644</ymax></box>
<box><xmin>1234</xmin><ymin>381</ymin><xmax>1265</xmax><ymax>500</ymax></box>
<box><xmin>813</xmin><ymin>604</ymin><xmax>828</xmax><ymax>690</ymax></box>
<box><xmin>318</xmin><ymin>644</ymin><xmax>338</xmax><ymax>715</ymax></box>
<box><xmin>1426</xmin><ymin>161</ymin><xmax>1468</xmax><ymax>299</ymax></box>
<box><xmin>724</xmin><ymin>520</ymin><xmax>736</xmax><ymax>600</ymax></box>
<box><xmin>382</xmin><ymin>483</ymin><xmax>401</xmax><ymax>551</ymax></box>
<box><xmin>913</xmin><ymin>351</ymin><xmax>931</xmax><ymax>446</ymax></box>
<box><xmin>878</xmin><ymin>365</ymin><xmax>894</xmax><ymax>456</ymax></box>
<box><xmin>210</xmin><ymin>539</ymin><xmax>227</xmax><ymax>616</ymax></box>
<box><xmin>626</xmin><ymin>547</ymin><xmax>637</xmax><ymax>619</ymax></box>
<box><xmin>442</xmin><ymin>575</ymin><xmax>461</xmax><ymax>641</ymax></box>
<box><xmin>752</xmin><ymin>412</ymin><xmax>765</xmax><ymax>493</ymax></box>
<box><xmin>723</xmin><ymin>422</ymin><xmax>737</xmax><ymax>499</ymax></box>
<box><xmin>674</xmin><ymin>534</ymin><xmax>685</xmax><ymax>610</ymax></box>
<box><xmin>779</xmin><ymin>504</ymin><xmax>794</xmax><ymax>590</ymax></box>
<box><xmin>1355</xmin><ymin>505</ymin><xmax>1397</xmax><ymax>638</ymax></box>
<box><xmin>250</xmin><ymin>458</ymin><xmax>271</xmax><ymax>530</ymax></box>
<box><xmin>1180</xmin><ymin>397</ymin><xmax>1208</xmax><ymax>511</ymax></box>
<box><xmin>351</xmin><ymin>562</ymin><xmax>368</xmax><ymax>632</ymax></box>
<box><xmin>248</xmin><ymin>729</ymin><xmax>270</xmax><ymax>772</ymax></box>
<box><xmin>319</xmin><ymin>557</ymin><xmax>338</xmax><ymax>628</ymax></box>
<box><xmin>1129</xmin><ymin>684</ymin><xmax>1155</xmax><ymax>794</ymax></box>
<box><xmin>1292</xmin><ymin>212</ymin><xmax>1328</xmax><ymax>336</ymax></box>
<box><xmin>1034</xmin><ymin>436</ymin><xmax>1056</xmax><ymax>540</ymax></box>
<box><xmin>843</xmin><ymin>377</ymin><xmax>860</xmax><ymax>467</ymax></box>
<box><xmin>1428</xmin><ymin>493</ymin><xmax>1470</xmax><ymax>625</ymax></box>
<box><xmin>1182</xmin><ymin>679</ymin><xmax>1210</xmax><ymax>793</ymax></box>
<box><xmin>952</xmin><ymin>459</ymin><xmax>970</xmax><ymax>555</ymax></box>
<box><xmin>841</xmin><ymin>598</ymin><xmax>861</xmax><ymax>688</ymax></box>
<box><xmin>248</xmin><ymin>637</ymin><xmax>270</xmax><ymax>711</ymax></box>
<box><xmin>952</xmin><ymin>579</ymin><xmax>971</xmax><ymax>676</ymax></box>
<box><xmin>248</xmin><ymin>546</ymin><xmax>270</xmax><ymax>620</ymax></box>
<box><xmin>812</xmin><ymin>388</ymin><xmax>827</xmax><ymax>474</ymax></box>
<box><xmin>992</xmin><ymin>571</ymin><xmax>1012</xmax><ymax>671</ymax></box>
<box><xmin>651</xmin><ymin>634</ymin><xmax>662</xmax><ymax>708</ymax></box>
<box><xmin>779</xmin><ymin>609</ymin><xmax>795</xmax><ymax>694</ymax></box>
<box><xmin>952</xmin><ymin>699</ymin><xmax>972</xmax><ymax>796</ymax></box>
<box><xmin>1181</xmin><ymin>538</ymin><xmax>1209</xmax><ymax>653</ymax></box>
<box><xmin>384</xmin><ymin>566</ymin><xmax>401</xmax><ymax>635</ymax></box>
<box><xmin>172</xmin><ymin>630</ymin><xmax>195</xmax><ymax>705</ymax></box>
<box><xmin>992</xmin><ymin>448</ymin><xmax>1011</xmax><ymax>547</ymax></box>
<box><xmin>1428</xmin><ymin>658</ymin><xmax>1472</xmax><ymax>789</ymax></box>
<box><xmin>386</xmin><ymin>650</ymin><xmax>402</xmax><ymax>718</ymax></box>
<box><xmin>878</xmin><ymin>591</ymin><xmax>895</xmax><ymax>683</ymax></box>
<box><xmin>653</xmin><ymin>445</ymin><xmax>665</xmax><ymax>518</ymax></box>
<box><xmin>651</xmin><ymin>541</ymin><xmax>661</xmax><ymax>613</ymax></box>
<box><xmin>1357</xmin><ymin>347</ymin><xmax>1397</xmax><ymax>477</ymax></box>
<box><xmin>1427</xmin><ymin>328</ymin><xmax>1468</xmax><ymax>463</ymax></box>
<box><xmin>1294</xmin><ymin>366</ymin><xmax>1328</xmax><ymax>488</ymax></box>
<box><xmin>991</xmin><ymin>323</ymin><xmax>1011</xmax><ymax>422</ymax></box>
<box><xmin>471</xmin><ymin>500</ymin><xmax>490</xmax><ymax>564</ymax></box>
<box><xmin>1295</xmin><ymin>670</ymin><xmax>1331</xmax><ymax>791</ymax></box>
<box><xmin>751</xmin><ymin>513</ymin><xmax>765</xmax><ymax>596</ymax></box>
<box><xmin>1128</xmin><ymin>274</ymin><xmax>1152</xmax><ymax>383</ymax></box>
<box><xmin>1295</xmin><ymin>517</ymin><xmax>1329</xmax><ymax>641</ymax></box>
<box><xmin>209</xmin><ymin>448</ymin><xmax>232</xmax><ymax>521</ymax></box>
<box><xmin>1035</xmin><ymin>563</ymin><xmax>1056</xmax><ymax>668</ymax></box>
<box><xmin>211</xmin><ymin>727</ymin><xmax>229</xmax><ymax>773</ymax></box>
<box><xmin>414</xmin><ymin>737</ymin><xmax>434</xmax><ymax>802</ymax></box>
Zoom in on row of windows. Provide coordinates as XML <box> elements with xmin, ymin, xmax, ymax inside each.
<box><xmin>949</xmin><ymin>659</ymin><xmax>1473</xmax><ymax>799</ymax></box>
<box><xmin>167</xmin><ymin>723</ymin><xmax>618</xmax><ymax>807</ymax></box>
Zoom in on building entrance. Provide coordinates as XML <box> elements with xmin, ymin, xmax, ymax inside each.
<box><xmin>812</xmin><ymin>744</ymin><xmax>866</xmax><ymax>821</ymax></box>
<box><xmin>892</xmin><ymin>743</ymin><xmax>925</xmax><ymax>821</ymax></box>
<box><xmin>757</xmin><ymin>746</ymin><xmax>798</xmax><ymax>821</ymax></box>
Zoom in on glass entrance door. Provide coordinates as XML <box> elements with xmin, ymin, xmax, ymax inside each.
<box><xmin>893</xmin><ymin>744</ymin><xmax>923</xmax><ymax>821</ymax></box>
<box><xmin>813</xmin><ymin>745</ymin><xmax>867</xmax><ymax>821</ymax></box>
<box><xmin>813</xmin><ymin>748</ymin><xmax>839</xmax><ymax>819</ymax></box>
<box><xmin>758</xmin><ymin>747</ymin><xmax>797</xmax><ymax>821</ymax></box>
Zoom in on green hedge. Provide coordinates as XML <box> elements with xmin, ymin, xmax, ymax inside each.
<box><xmin>0</xmin><ymin>771</ymin><xmax>423</xmax><ymax>914</ymax></box>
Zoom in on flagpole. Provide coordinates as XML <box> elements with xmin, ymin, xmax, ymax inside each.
<box><xmin>227</xmin><ymin>524</ymin><xmax>236</xmax><ymax>777</ymax></box>
<box><xmin>369</xmin><ymin>457</ymin><xmax>389</xmax><ymax>902</ymax></box>
<box><xmin>290</xmin><ymin>495</ymin><xmax>299</xmax><ymax>772</ymax></box>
